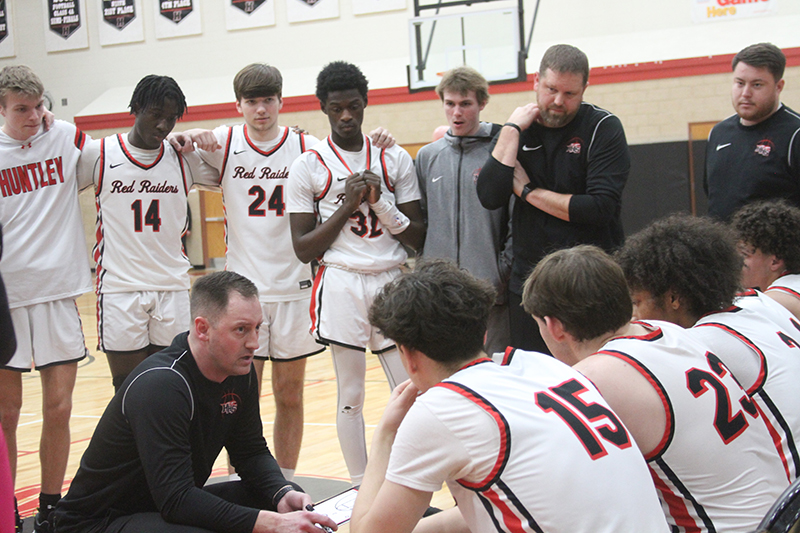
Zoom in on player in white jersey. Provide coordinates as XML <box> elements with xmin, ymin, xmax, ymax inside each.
<box><xmin>168</xmin><ymin>64</ymin><xmax>325</xmax><ymax>480</ymax></box>
<box><xmin>0</xmin><ymin>65</ymin><xmax>91</xmax><ymax>532</ymax></box>
<box><xmin>351</xmin><ymin>260</ymin><xmax>669</xmax><ymax>533</ymax></box>
<box><xmin>79</xmin><ymin>75</ymin><xmax>217</xmax><ymax>392</ymax></box>
<box><xmin>523</xmin><ymin>245</ymin><xmax>789</xmax><ymax>532</ymax></box>
<box><xmin>769</xmin><ymin>273</ymin><xmax>800</xmax><ymax>318</ymax></box>
<box><xmin>616</xmin><ymin>214</ymin><xmax>800</xmax><ymax>480</ymax></box>
<box><xmin>287</xmin><ymin>62</ymin><xmax>425</xmax><ymax>484</ymax></box>
<box><xmin>731</xmin><ymin>199</ymin><xmax>800</xmax><ymax>321</ymax></box>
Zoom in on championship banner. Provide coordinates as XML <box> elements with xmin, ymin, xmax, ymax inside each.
<box><xmin>692</xmin><ymin>0</ymin><xmax>776</xmax><ymax>23</ymax></box>
<box><xmin>0</xmin><ymin>0</ymin><xmax>15</xmax><ymax>59</ymax></box>
<box><xmin>225</xmin><ymin>0</ymin><xmax>275</xmax><ymax>30</ymax></box>
<box><xmin>352</xmin><ymin>0</ymin><xmax>405</xmax><ymax>16</ymax></box>
<box><xmin>155</xmin><ymin>0</ymin><xmax>201</xmax><ymax>39</ymax></box>
<box><xmin>97</xmin><ymin>0</ymin><xmax>144</xmax><ymax>46</ymax></box>
<box><xmin>286</xmin><ymin>0</ymin><xmax>338</xmax><ymax>23</ymax></box>
<box><xmin>42</xmin><ymin>0</ymin><xmax>89</xmax><ymax>52</ymax></box>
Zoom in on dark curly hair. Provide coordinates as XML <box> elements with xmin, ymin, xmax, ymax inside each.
<box><xmin>129</xmin><ymin>74</ymin><xmax>187</xmax><ymax>118</ymax></box>
<box><xmin>615</xmin><ymin>214</ymin><xmax>742</xmax><ymax>318</ymax></box>
<box><xmin>522</xmin><ymin>245</ymin><xmax>631</xmax><ymax>342</ymax></box>
<box><xmin>732</xmin><ymin>200</ymin><xmax>800</xmax><ymax>273</ymax></box>
<box><xmin>369</xmin><ymin>260</ymin><xmax>496</xmax><ymax>366</ymax></box>
<box><xmin>315</xmin><ymin>61</ymin><xmax>368</xmax><ymax>105</ymax></box>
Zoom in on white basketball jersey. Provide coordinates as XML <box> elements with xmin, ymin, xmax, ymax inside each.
<box><xmin>93</xmin><ymin>134</ymin><xmax>192</xmax><ymax>293</ymax></box>
<box><xmin>600</xmin><ymin>320</ymin><xmax>789</xmax><ymax>532</ymax></box>
<box><xmin>388</xmin><ymin>355</ymin><xmax>668</xmax><ymax>533</ymax></box>
<box><xmin>286</xmin><ymin>135</ymin><xmax>420</xmax><ymax>272</ymax></box>
<box><xmin>693</xmin><ymin>289</ymin><xmax>800</xmax><ymax>479</ymax></box>
<box><xmin>0</xmin><ymin>120</ymin><xmax>92</xmax><ymax>308</ymax></box>
<box><xmin>202</xmin><ymin>125</ymin><xmax>317</xmax><ymax>301</ymax></box>
<box><xmin>769</xmin><ymin>273</ymin><xmax>800</xmax><ymax>300</ymax></box>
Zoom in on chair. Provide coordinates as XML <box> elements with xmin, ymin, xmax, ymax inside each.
<box><xmin>754</xmin><ymin>477</ymin><xmax>800</xmax><ymax>533</ymax></box>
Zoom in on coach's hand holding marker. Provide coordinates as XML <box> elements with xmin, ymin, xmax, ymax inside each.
<box><xmin>305</xmin><ymin>504</ymin><xmax>336</xmax><ymax>533</ymax></box>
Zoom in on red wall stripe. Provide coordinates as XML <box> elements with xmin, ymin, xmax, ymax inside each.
<box><xmin>75</xmin><ymin>46</ymin><xmax>800</xmax><ymax>131</ymax></box>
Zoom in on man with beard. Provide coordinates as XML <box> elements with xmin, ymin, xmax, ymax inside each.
<box><xmin>705</xmin><ymin>43</ymin><xmax>800</xmax><ymax>222</ymax></box>
<box><xmin>477</xmin><ymin>44</ymin><xmax>630</xmax><ymax>353</ymax></box>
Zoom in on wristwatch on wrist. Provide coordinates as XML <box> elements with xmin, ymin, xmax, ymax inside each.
<box><xmin>521</xmin><ymin>184</ymin><xmax>534</xmax><ymax>202</ymax></box>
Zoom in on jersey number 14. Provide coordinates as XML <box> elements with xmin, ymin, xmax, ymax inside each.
<box><xmin>131</xmin><ymin>199</ymin><xmax>161</xmax><ymax>232</ymax></box>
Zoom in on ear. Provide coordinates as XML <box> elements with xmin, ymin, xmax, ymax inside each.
<box><xmin>235</xmin><ymin>100</ymin><xmax>243</xmax><ymax>115</ymax></box>
<box><xmin>277</xmin><ymin>96</ymin><xmax>284</xmax><ymax>111</ymax></box>
<box><xmin>398</xmin><ymin>345</ymin><xmax>419</xmax><ymax>374</ymax></box>
<box><xmin>532</xmin><ymin>71</ymin><xmax>540</xmax><ymax>91</ymax></box>
<box><xmin>543</xmin><ymin>316</ymin><xmax>568</xmax><ymax>343</ymax></box>
<box><xmin>666</xmin><ymin>289</ymin><xmax>682</xmax><ymax>311</ymax></box>
<box><xmin>770</xmin><ymin>255</ymin><xmax>786</xmax><ymax>273</ymax></box>
<box><xmin>194</xmin><ymin>316</ymin><xmax>211</xmax><ymax>341</ymax></box>
<box><xmin>777</xmin><ymin>78</ymin><xmax>785</xmax><ymax>94</ymax></box>
<box><xmin>319</xmin><ymin>101</ymin><xmax>327</xmax><ymax>115</ymax></box>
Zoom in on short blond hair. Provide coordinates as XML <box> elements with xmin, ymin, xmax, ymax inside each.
<box><xmin>0</xmin><ymin>65</ymin><xmax>44</xmax><ymax>107</ymax></box>
<box><xmin>436</xmin><ymin>66</ymin><xmax>489</xmax><ymax>107</ymax></box>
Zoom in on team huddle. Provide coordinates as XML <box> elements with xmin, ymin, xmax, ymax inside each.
<box><xmin>1</xmin><ymin>40</ymin><xmax>800</xmax><ymax>533</ymax></box>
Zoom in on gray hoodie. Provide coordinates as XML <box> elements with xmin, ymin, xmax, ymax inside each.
<box><xmin>416</xmin><ymin>121</ymin><xmax>512</xmax><ymax>303</ymax></box>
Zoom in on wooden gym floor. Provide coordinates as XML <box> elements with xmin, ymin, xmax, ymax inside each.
<box><xmin>11</xmin><ymin>279</ymin><xmax>453</xmax><ymax>529</ymax></box>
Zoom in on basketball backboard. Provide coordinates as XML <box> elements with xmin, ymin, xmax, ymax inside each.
<box><xmin>408</xmin><ymin>4</ymin><xmax>525</xmax><ymax>91</ymax></box>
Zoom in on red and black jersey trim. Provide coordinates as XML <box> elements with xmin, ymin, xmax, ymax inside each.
<box><xmin>437</xmin><ymin>381</ymin><xmax>510</xmax><ymax>490</ymax></box>
<box><xmin>651</xmin><ymin>457</ymin><xmax>715</xmax><ymax>533</ymax></box>
<box><xmin>596</xmin><ymin>349</ymin><xmax>676</xmax><ymax>460</ymax></box>
<box><xmin>96</xmin><ymin>138</ymin><xmax>107</xmax><ymax>193</ymax></box>
<box><xmin>244</xmin><ymin>124</ymin><xmax>289</xmax><ymax>156</ymax></box>
<box><xmin>616</xmin><ymin>321</ymin><xmax>664</xmax><ymax>342</ymax></box>
<box><xmin>327</xmin><ymin>135</ymin><xmax>370</xmax><ymax>176</ymax></box>
<box><xmin>307</xmin><ymin>149</ymin><xmax>332</xmax><ymax>201</ymax></box>
<box><xmin>499</xmin><ymin>347</ymin><xmax>516</xmax><ymax>366</ymax></box>
<box><xmin>476</xmin><ymin>479</ymin><xmax>544</xmax><ymax>533</ymax></box>
<box><xmin>757</xmin><ymin>388</ymin><xmax>800</xmax><ymax>476</ymax></box>
<box><xmin>299</xmin><ymin>133</ymin><xmax>308</xmax><ymax>153</ymax></box>
<box><xmin>694</xmin><ymin>322</ymin><xmax>766</xmax><ymax>394</ymax></box>
<box><xmin>74</xmin><ymin>128</ymin><xmax>87</xmax><ymax>150</ymax></box>
<box><xmin>117</xmin><ymin>134</ymin><xmax>165</xmax><ymax>170</ymax></box>
<box><xmin>768</xmin><ymin>284</ymin><xmax>800</xmax><ymax>299</ymax></box>
<box><xmin>173</xmin><ymin>145</ymin><xmax>189</xmax><ymax>195</ymax></box>
<box><xmin>218</xmin><ymin>126</ymin><xmax>234</xmax><ymax>182</ymax></box>
<box><xmin>379</xmin><ymin>148</ymin><xmax>393</xmax><ymax>193</ymax></box>
<box><xmin>437</xmin><ymin>380</ymin><xmax>542</xmax><ymax>533</ymax></box>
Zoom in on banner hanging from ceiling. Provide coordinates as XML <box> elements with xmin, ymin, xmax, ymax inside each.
<box><xmin>0</xmin><ymin>0</ymin><xmax>15</xmax><ymax>58</ymax></box>
<box><xmin>155</xmin><ymin>0</ymin><xmax>201</xmax><ymax>39</ymax></box>
<box><xmin>226</xmin><ymin>0</ymin><xmax>275</xmax><ymax>30</ymax></box>
<box><xmin>43</xmin><ymin>0</ymin><xmax>89</xmax><ymax>52</ymax></box>
<box><xmin>98</xmin><ymin>0</ymin><xmax>144</xmax><ymax>45</ymax></box>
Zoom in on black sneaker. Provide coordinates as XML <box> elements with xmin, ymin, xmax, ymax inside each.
<box><xmin>33</xmin><ymin>510</ymin><xmax>53</xmax><ymax>533</ymax></box>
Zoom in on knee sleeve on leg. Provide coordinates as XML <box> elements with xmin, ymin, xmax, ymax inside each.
<box><xmin>377</xmin><ymin>348</ymin><xmax>408</xmax><ymax>390</ymax></box>
<box><xmin>331</xmin><ymin>346</ymin><xmax>368</xmax><ymax>483</ymax></box>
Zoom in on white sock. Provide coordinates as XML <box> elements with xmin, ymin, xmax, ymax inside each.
<box><xmin>331</xmin><ymin>345</ymin><xmax>368</xmax><ymax>483</ymax></box>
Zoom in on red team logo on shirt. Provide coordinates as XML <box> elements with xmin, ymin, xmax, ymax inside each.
<box><xmin>755</xmin><ymin>139</ymin><xmax>774</xmax><ymax>157</ymax></box>
<box><xmin>220</xmin><ymin>391</ymin><xmax>241</xmax><ymax>415</ymax></box>
<box><xmin>566</xmin><ymin>138</ymin><xmax>582</xmax><ymax>155</ymax></box>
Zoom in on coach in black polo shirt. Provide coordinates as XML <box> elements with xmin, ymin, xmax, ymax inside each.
<box><xmin>705</xmin><ymin>42</ymin><xmax>800</xmax><ymax>222</ymax></box>
<box><xmin>478</xmin><ymin>44</ymin><xmax>629</xmax><ymax>353</ymax></box>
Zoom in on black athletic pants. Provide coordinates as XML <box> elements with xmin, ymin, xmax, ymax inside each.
<box><xmin>508</xmin><ymin>291</ymin><xmax>551</xmax><ymax>355</ymax></box>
